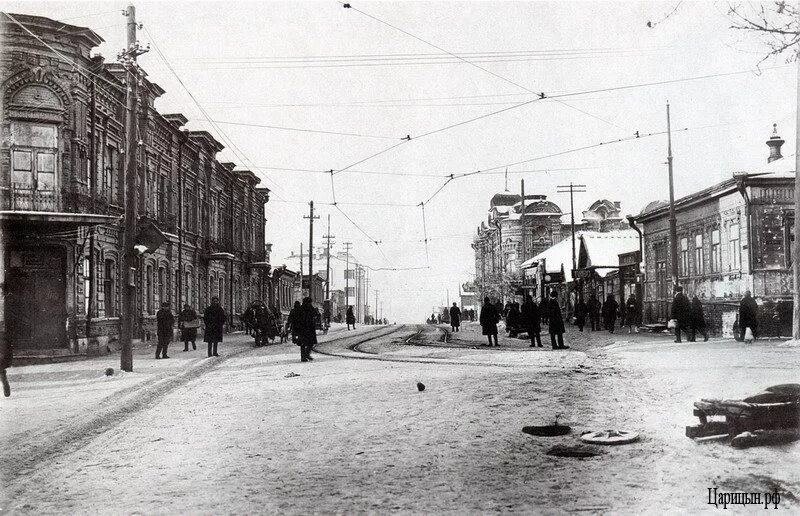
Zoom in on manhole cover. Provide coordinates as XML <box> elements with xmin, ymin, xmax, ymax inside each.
<box><xmin>580</xmin><ymin>430</ymin><xmax>639</xmax><ymax>445</ymax></box>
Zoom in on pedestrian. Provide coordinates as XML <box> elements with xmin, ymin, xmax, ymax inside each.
<box><xmin>287</xmin><ymin>300</ymin><xmax>301</xmax><ymax>342</ymax></box>
<box><xmin>671</xmin><ymin>286</ymin><xmax>691</xmax><ymax>343</ymax></box>
<box><xmin>587</xmin><ymin>294</ymin><xmax>601</xmax><ymax>331</ymax></box>
<box><xmin>449</xmin><ymin>302</ymin><xmax>461</xmax><ymax>332</ymax></box>
<box><xmin>479</xmin><ymin>297</ymin><xmax>500</xmax><ymax>347</ymax></box>
<box><xmin>178</xmin><ymin>304</ymin><xmax>199</xmax><ymax>351</ymax></box>
<box><xmin>270</xmin><ymin>304</ymin><xmax>283</xmax><ymax>341</ymax></box>
<box><xmin>602</xmin><ymin>294</ymin><xmax>619</xmax><ymax>333</ymax></box>
<box><xmin>547</xmin><ymin>291</ymin><xmax>569</xmax><ymax>350</ymax></box>
<box><xmin>346</xmin><ymin>305</ymin><xmax>356</xmax><ymax>330</ymax></box>
<box><xmin>155</xmin><ymin>302</ymin><xmax>174</xmax><ymax>359</ymax></box>
<box><xmin>574</xmin><ymin>297</ymin><xmax>587</xmax><ymax>332</ymax></box>
<box><xmin>521</xmin><ymin>295</ymin><xmax>542</xmax><ymax>347</ymax></box>
<box><xmin>690</xmin><ymin>296</ymin><xmax>709</xmax><ymax>342</ymax></box>
<box><xmin>506</xmin><ymin>302</ymin><xmax>522</xmax><ymax>338</ymax></box>
<box><xmin>738</xmin><ymin>290</ymin><xmax>759</xmax><ymax>342</ymax></box>
<box><xmin>203</xmin><ymin>296</ymin><xmax>226</xmax><ymax>357</ymax></box>
<box><xmin>297</xmin><ymin>297</ymin><xmax>318</xmax><ymax>362</ymax></box>
<box><xmin>625</xmin><ymin>294</ymin><xmax>640</xmax><ymax>333</ymax></box>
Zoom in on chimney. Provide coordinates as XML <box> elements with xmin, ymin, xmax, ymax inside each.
<box><xmin>766</xmin><ymin>123</ymin><xmax>784</xmax><ymax>163</ymax></box>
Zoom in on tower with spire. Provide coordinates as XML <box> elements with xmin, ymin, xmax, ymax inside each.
<box><xmin>766</xmin><ymin>123</ymin><xmax>784</xmax><ymax>163</ymax></box>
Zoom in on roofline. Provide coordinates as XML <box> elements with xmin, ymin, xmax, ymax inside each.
<box><xmin>635</xmin><ymin>177</ymin><xmax>739</xmax><ymax>223</ymax></box>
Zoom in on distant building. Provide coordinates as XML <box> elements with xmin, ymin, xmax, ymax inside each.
<box><xmin>472</xmin><ymin>189</ymin><xmax>629</xmax><ymax>302</ymax></box>
<box><xmin>633</xmin><ymin>125</ymin><xmax>793</xmax><ymax>336</ymax></box>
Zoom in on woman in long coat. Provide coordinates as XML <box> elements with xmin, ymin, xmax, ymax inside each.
<box><xmin>624</xmin><ymin>294</ymin><xmax>640</xmax><ymax>333</ymax></box>
<box><xmin>521</xmin><ymin>295</ymin><xmax>542</xmax><ymax>347</ymax></box>
<box><xmin>346</xmin><ymin>306</ymin><xmax>356</xmax><ymax>330</ymax></box>
<box><xmin>547</xmin><ymin>291</ymin><xmax>568</xmax><ymax>350</ymax></box>
<box><xmin>203</xmin><ymin>296</ymin><xmax>226</xmax><ymax>357</ymax></box>
<box><xmin>690</xmin><ymin>296</ymin><xmax>709</xmax><ymax>342</ymax></box>
<box><xmin>479</xmin><ymin>297</ymin><xmax>500</xmax><ymax>347</ymax></box>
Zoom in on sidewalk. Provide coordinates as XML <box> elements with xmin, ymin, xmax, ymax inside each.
<box><xmin>0</xmin><ymin>323</ymin><xmax>367</xmax><ymax>444</ymax></box>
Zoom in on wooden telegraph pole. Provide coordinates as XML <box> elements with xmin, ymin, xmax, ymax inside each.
<box><xmin>343</xmin><ymin>242</ymin><xmax>352</xmax><ymax>309</ymax></box>
<box><xmin>323</xmin><ymin>214</ymin><xmax>334</xmax><ymax>301</ymax></box>
<box><xmin>303</xmin><ymin>201</ymin><xmax>319</xmax><ymax>301</ymax></box>
<box><xmin>666</xmin><ymin>102</ymin><xmax>679</xmax><ymax>290</ymax></box>
<box><xmin>793</xmin><ymin>56</ymin><xmax>800</xmax><ymax>339</ymax></box>
<box><xmin>120</xmin><ymin>5</ymin><xmax>147</xmax><ymax>372</ymax></box>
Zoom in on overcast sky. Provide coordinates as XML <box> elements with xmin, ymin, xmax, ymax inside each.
<box><xmin>7</xmin><ymin>1</ymin><xmax>796</xmax><ymax>322</ymax></box>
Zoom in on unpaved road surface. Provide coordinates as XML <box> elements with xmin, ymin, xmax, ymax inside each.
<box><xmin>1</xmin><ymin>323</ymin><xmax>798</xmax><ymax>514</ymax></box>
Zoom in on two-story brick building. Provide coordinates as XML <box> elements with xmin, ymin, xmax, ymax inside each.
<box><xmin>1</xmin><ymin>13</ymin><xmax>273</xmax><ymax>359</ymax></box>
<box><xmin>633</xmin><ymin>126</ymin><xmax>793</xmax><ymax>336</ymax></box>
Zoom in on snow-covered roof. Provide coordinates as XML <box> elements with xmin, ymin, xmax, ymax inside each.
<box><xmin>579</xmin><ymin>231</ymin><xmax>640</xmax><ymax>278</ymax></box>
<box><xmin>520</xmin><ymin>234</ymin><xmax>582</xmax><ymax>282</ymax></box>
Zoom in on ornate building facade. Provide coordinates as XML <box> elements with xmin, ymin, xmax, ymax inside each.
<box><xmin>1</xmin><ymin>14</ymin><xmax>272</xmax><ymax>358</ymax></box>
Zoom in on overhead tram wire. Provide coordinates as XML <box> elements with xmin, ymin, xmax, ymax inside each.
<box><xmin>340</xmin><ymin>2</ymin><xmax>624</xmax><ymax>130</ymax></box>
<box><xmin>191</xmin><ymin>119</ymin><xmax>400</xmax><ymax>140</ymax></box>
<box><xmin>254</xmin><ymin>165</ymin><xmax>598</xmax><ymax>178</ymax></box>
<box><xmin>141</xmin><ymin>26</ymin><xmax>289</xmax><ymax>201</ymax></box>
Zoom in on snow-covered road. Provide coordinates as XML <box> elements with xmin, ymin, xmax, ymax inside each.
<box><xmin>1</xmin><ymin>323</ymin><xmax>798</xmax><ymax>514</ymax></box>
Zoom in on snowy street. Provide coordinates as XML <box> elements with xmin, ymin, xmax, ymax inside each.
<box><xmin>2</xmin><ymin>323</ymin><xmax>798</xmax><ymax>514</ymax></box>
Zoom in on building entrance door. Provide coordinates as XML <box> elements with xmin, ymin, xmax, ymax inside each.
<box><xmin>6</xmin><ymin>247</ymin><xmax>67</xmax><ymax>350</ymax></box>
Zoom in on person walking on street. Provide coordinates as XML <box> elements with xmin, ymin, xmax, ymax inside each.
<box><xmin>625</xmin><ymin>294</ymin><xmax>640</xmax><ymax>333</ymax></box>
<box><xmin>449</xmin><ymin>302</ymin><xmax>461</xmax><ymax>332</ymax></box>
<box><xmin>346</xmin><ymin>305</ymin><xmax>356</xmax><ymax>330</ymax></box>
<box><xmin>156</xmin><ymin>302</ymin><xmax>174</xmax><ymax>359</ymax></box>
<box><xmin>178</xmin><ymin>304</ymin><xmax>199</xmax><ymax>351</ymax></box>
<box><xmin>480</xmin><ymin>297</ymin><xmax>500</xmax><ymax>347</ymax></box>
<box><xmin>521</xmin><ymin>295</ymin><xmax>542</xmax><ymax>347</ymax></box>
<box><xmin>690</xmin><ymin>296</ymin><xmax>709</xmax><ymax>342</ymax></box>
<box><xmin>297</xmin><ymin>297</ymin><xmax>318</xmax><ymax>362</ymax></box>
<box><xmin>588</xmin><ymin>294</ymin><xmax>601</xmax><ymax>331</ymax></box>
<box><xmin>574</xmin><ymin>297</ymin><xmax>587</xmax><ymax>332</ymax></box>
<box><xmin>547</xmin><ymin>291</ymin><xmax>569</xmax><ymax>350</ymax></box>
<box><xmin>203</xmin><ymin>296</ymin><xmax>226</xmax><ymax>357</ymax></box>
<box><xmin>286</xmin><ymin>300</ymin><xmax>301</xmax><ymax>342</ymax></box>
<box><xmin>671</xmin><ymin>286</ymin><xmax>691</xmax><ymax>343</ymax></box>
<box><xmin>738</xmin><ymin>290</ymin><xmax>759</xmax><ymax>342</ymax></box>
<box><xmin>602</xmin><ymin>294</ymin><xmax>619</xmax><ymax>333</ymax></box>
<box><xmin>506</xmin><ymin>302</ymin><xmax>521</xmax><ymax>337</ymax></box>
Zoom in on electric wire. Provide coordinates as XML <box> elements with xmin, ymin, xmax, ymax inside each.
<box><xmin>191</xmin><ymin>118</ymin><xmax>399</xmax><ymax>140</ymax></box>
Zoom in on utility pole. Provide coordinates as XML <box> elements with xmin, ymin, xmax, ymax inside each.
<box><xmin>364</xmin><ymin>268</ymin><xmax>370</xmax><ymax>322</ymax></box>
<box><xmin>557</xmin><ymin>182</ymin><xmax>586</xmax><ymax>305</ymax></box>
<box><xmin>323</xmin><ymin>214</ymin><xmax>334</xmax><ymax>301</ymax></box>
<box><xmin>793</xmin><ymin>55</ymin><xmax>800</xmax><ymax>339</ymax></box>
<box><xmin>375</xmin><ymin>289</ymin><xmax>379</xmax><ymax>323</ymax></box>
<box><xmin>343</xmin><ymin>242</ymin><xmax>352</xmax><ymax>309</ymax></box>
<box><xmin>303</xmin><ymin>201</ymin><xmax>319</xmax><ymax>302</ymax></box>
<box><xmin>666</xmin><ymin>101</ymin><xmax>679</xmax><ymax>289</ymax></box>
<box><xmin>520</xmin><ymin>179</ymin><xmax>526</xmax><ymax>264</ymax></box>
<box><xmin>299</xmin><ymin>242</ymin><xmax>303</xmax><ymax>294</ymax></box>
<box><xmin>119</xmin><ymin>5</ymin><xmax>147</xmax><ymax>372</ymax></box>
<box><xmin>86</xmin><ymin>76</ymin><xmax>97</xmax><ymax>344</ymax></box>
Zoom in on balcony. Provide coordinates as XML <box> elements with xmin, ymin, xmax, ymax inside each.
<box><xmin>2</xmin><ymin>183</ymin><xmax>60</xmax><ymax>212</ymax></box>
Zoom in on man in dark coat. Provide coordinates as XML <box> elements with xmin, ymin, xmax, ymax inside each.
<box><xmin>739</xmin><ymin>290</ymin><xmax>759</xmax><ymax>341</ymax></box>
<box><xmin>625</xmin><ymin>294</ymin><xmax>640</xmax><ymax>333</ymax></box>
<box><xmin>296</xmin><ymin>297</ymin><xmax>318</xmax><ymax>362</ymax></box>
<box><xmin>203</xmin><ymin>296</ymin><xmax>226</xmax><ymax>357</ymax></box>
<box><xmin>346</xmin><ymin>306</ymin><xmax>356</xmax><ymax>330</ymax></box>
<box><xmin>480</xmin><ymin>297</ymin><xmax>500</xmax><ymax>347</ymax></box>
<box><xmin>574</xmin><ymin>297</ymin><xmax>587</xmax><ymax>332</ymax></box>
<box><xmin>602</xmin><ymin>294</ymin><xmax>619</xmax><ymax>333</ymax></box>
<box><xmin>156</xmin><ymin>302</ymin><xmax>174</xmax><ymax>359</ymax></box>
<box><xmin>690</xmin><ymin>296</ymin><xmax>709</xmax><ymax>342</ymax></box>
<box><xmin>587</xmin><ymin>294</ymin><xmax>601</xmax><ymax>331</ymax></box>
<box><xmin>449</xmin><ymin>303</ymin><xmax>461</xmax><ymax>333</ymax></box>
<box><xmin>547</xmin><ymin>291</ymin><xmax>568</xmax><ymax>350</ymax></box>
<box><xmin>671</xmin><ymin>286</ymin><xmax>691</xmax><ymax>343</ymax></box>
<box><xmin>521</xmin><ymin>295</ymin><xmax>542</xmax><ymax>347</ymax></box>
<box><xmin>178</xmin><ymin>304</ymin><xmax>199</xmax><ymax>351</ymax></box>
<box><xmin>286</xmin><ymin>300</ymin><xmax>301</xmax><ymax>341</ymax></box>
<box><xmin>506</xmin><ymin>302</ymin><xmax>521</xmax><ymax>337</ymax></box>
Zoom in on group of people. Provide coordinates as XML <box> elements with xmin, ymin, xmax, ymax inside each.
<box><xmin>670</xmin><ymin>286</ymin><xmax>710</xmax><ymax>343</ymax></box>
<box><xmin>572</xmin><ymin>293</ymin><xmax>641</xmax><ymax>334</ymax></box>
<box><xmin>155</xmin><ymin>297</ymin><xmax>227</xmax><ymax>359</ymax></box>
<box><xmin>479</xmin><ymin>291</ymin><xmax>569</xmax><ymax>350</ymax></box>
<box><xmin>242</xmin><ymin>301</ymin><xmax>283</xmax><ymax>346</ymax></box>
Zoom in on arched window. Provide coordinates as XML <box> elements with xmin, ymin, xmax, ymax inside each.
<box><xmin>145</xmin><ymin>264</ymin><xmax>154</xmax><ymax>314</ymax></box>
<box><xmin>104</xmin><ymin>259</ymin><xmax>116</xmax><ymax>317</ymax></box>
<box><xmin>158</xmin><ymin>267</ymin><xmax>166</xmax><ymax>307</ymax></box>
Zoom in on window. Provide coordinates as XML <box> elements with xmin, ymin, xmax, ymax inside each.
<box><xmin>694</xmin><ymin>234</ymin><xmax>703</xmax><ymax>275</ymax></box>
<box><xmin>219</xmin><ymin>277</ymin><xmax>225</xmax><ymax>307</ymax></box>
<box><xmin>680</xmin><ymin>237</ymin><xmax>689</xmax><ymax>276</ymax></box>
<box><xmin>104</xmin><ymin>259</ymin><xmax>116</xmax><ymax>317</ymax></box>
<box><xmin>158</xmin><ymin>175</ymin><xmax>167</xmax><ymax>219</ymax></box>
<box><xmin>146</xmin><ymin>265</ymin><xmax>154</xmax><ymax>314</ymax></box>
<box><xmin>729</xmin><ymin>223</ymin><xmax>741</xmax><ymax>271</ymax></box>
<box><xmin>104</xmin><ymin>145</ymin><xmax>115</xmax><ymax>203</ymax></box>
<box><xmin>158</xmin><ymin>267</ymin><xmax>166</xmax><ymax>306</ymax></box>
<box><xmin>346</xmin><ymin>287</ymin><xmax>355</xmax><ymax>298</ymax></box>
<box><xmin>11</xmin><ymin>122</ymin><xmax>57</xmax><ymax>191</ymax></box>
<box><xmin>83</xmin><ymin>257</ymin><xmax>91</xmax><ymax>315</ymax></box>
<box><xmin>185</xmin><ymin>270</ymin><xmax>193</xmax><ymax>306</ymax></box>
<box><xmin>344</xmin><ymin>269</ymin><xmax>355</xmax><ymax>280</ymax></box>
<box><xmin>711</xmin><ymin>229</ymin><xmax>721</xmax><ymax>272</ymax></box>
